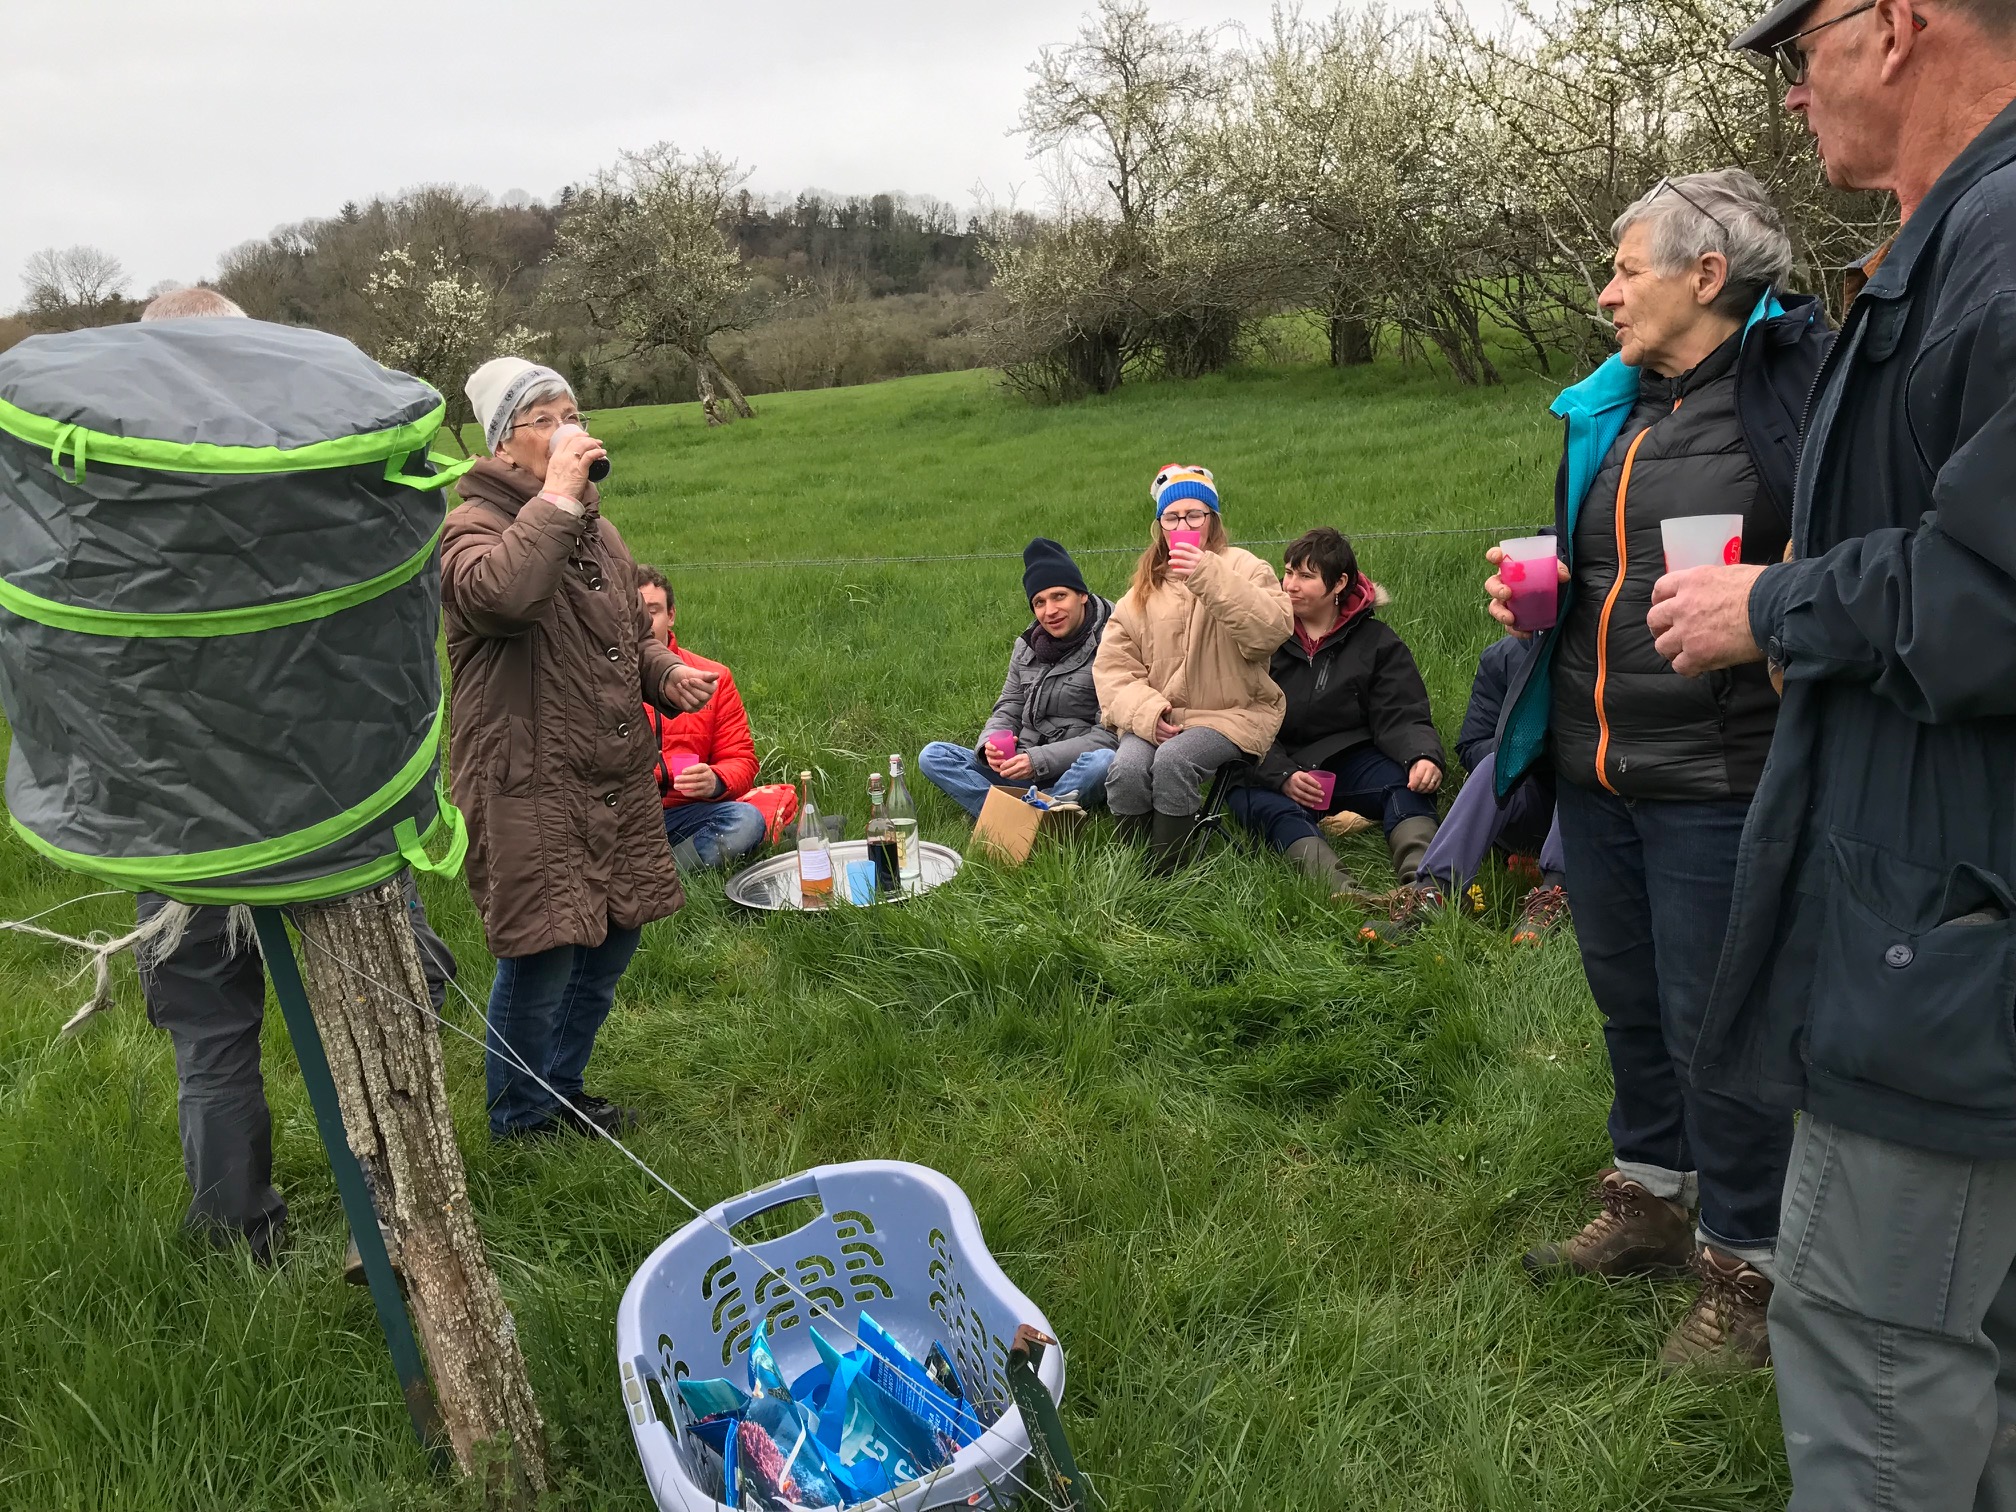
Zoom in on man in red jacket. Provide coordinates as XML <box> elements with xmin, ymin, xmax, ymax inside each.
<box><xmin>637</xmin><ymin>566</ymin><xmax>766</xmax><ymax>869</ymax></box>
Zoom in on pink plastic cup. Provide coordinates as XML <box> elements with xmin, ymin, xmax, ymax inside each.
<box><xmin>1167</xmin><ymin>527</ymin><xmax>1203</xmax><ymax>553</ymax></box>
<box><xmin>1304</xmin><ymin>769</ymin><xmax>1337</xmax><ymax>810</ymax></box>
<box><xmin>985</xmin><ymin>731</ymin><xmax>1017</xmax><ymax>761</ymax></box>
<box><xmin>668</xmin><ymin>752</ymin><xmax>699</xmax><ymax>781</ymax></box>
<box><xmin>1661</xmin><ymin>514</ymin><xmax>1744</xmax><ymax>573</ymax></box>
<box><xmin>1498</xmin><ymin>536</ymin><xmax>1561</xmax><ymax>634</ymax></box>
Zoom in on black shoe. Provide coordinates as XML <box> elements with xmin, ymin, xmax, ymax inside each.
<box><xmin>492</xmin><ymin>1114</ymin><xmax>581</xmax><ymax>1144</ymax></box>
<box><xmin>573</xmin><ymin>1094</ymin><xmax>642</xmax><ymax>1136</ymax></box>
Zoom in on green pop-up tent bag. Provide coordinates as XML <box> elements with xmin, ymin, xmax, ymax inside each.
<box><xmin>0</xmin><ymin>318</ymin><xmax>472</xmax><ymax>904</ymax></box>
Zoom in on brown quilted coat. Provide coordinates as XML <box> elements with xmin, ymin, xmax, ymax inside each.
<box><xmin>442</xmin><ymin>458</ymin><xmax>686</xmax><ymax>958</ymax></box>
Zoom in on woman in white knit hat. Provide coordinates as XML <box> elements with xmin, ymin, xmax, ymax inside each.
<box><xmin>442</xmin><ymin>358</ymin><xmax>715</xmax><ymax>1140</ymax></box>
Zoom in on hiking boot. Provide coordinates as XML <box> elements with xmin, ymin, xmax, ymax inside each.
<box><xmin>1522</xmin><ymin>1169</ymin><xmax>1696</xmax><ymax>1280</ymax></box>
<box><xmin>1511</xmin><ymin>883</ymin><xmax>1571</xmax><ymax>946</ymax></box>
<box><xmin>572</xmin><ymin>1094</ymin><xmax>643</xmax><ymax>1137</ymax></box>
<box><xmin>1359</xmin><ymin>881</ymin><xmax>1447</xmax><ymax>942</ymax></box>
<box><xmin>1658</xmin><ymin>1245</ymin><xmax>1774</xmax><ymax>1373</ymax></box>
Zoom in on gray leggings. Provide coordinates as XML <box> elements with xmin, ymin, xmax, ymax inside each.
<box><xmin>1105</xmin><ymin>728</ymin><xmax>1242</xmax><ymax>816</ymax></box>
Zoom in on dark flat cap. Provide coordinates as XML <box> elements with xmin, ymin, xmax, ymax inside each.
<box><xmin>1730</xmin><ymin>0</ymin><xmax>1822</xmax><ymax>53</ymax></box>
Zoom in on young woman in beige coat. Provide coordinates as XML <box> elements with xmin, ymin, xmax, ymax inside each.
<box><xmin>1093</xmin><ymin>465</ymin><xmax>1294</xmax><ymax>869</ymax></box>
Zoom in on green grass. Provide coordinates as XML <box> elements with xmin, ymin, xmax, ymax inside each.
<box><xmin>0</xmin><ymin>360</ymin><xmax>1790</xmax><ymax>1511</ymax></box>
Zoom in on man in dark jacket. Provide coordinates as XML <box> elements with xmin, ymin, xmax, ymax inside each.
<box><xmin>1487</xmin><ymin>168</ymin><xmax>1833</xmax><ymax>1371</ymax></box>
<box><xmin>920</xmin><ymin>538</ymin><xmax>1118</xmax><ymax>816</ymax></box>
<box><xmin>1414</xmin><ymin>635</ymin><xmax>1569</xmax><ymax>943</ymax></box>
<box><xmin>1650</xmin><ymin>1</ymin><xmax>2016</xmax><ymax>1498</ymax></box>
<box><xmin>1230</xmin><ymin>527</ymin><xmax>1443</xmax><ymax>898</ymax></box>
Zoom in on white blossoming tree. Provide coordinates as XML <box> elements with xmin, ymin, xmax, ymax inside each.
<box><xmin>363</xmin><ymin>247</ymin><xmax>540</xmax><ymax>451</ymax></box>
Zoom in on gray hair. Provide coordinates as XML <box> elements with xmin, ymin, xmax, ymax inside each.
<box><xmin>508</xmin><ymin>378</ymin><xmax>574</xmax><ymax>432</ymax></box>
<box><xmin>1611</xmin><ymin>169</ymin><xmax>1795</xmax><ymax>318</ymax></box>
<box><xmin>141</xmin><ymin>287</ymin><xmax>246</xmax><ymax>321</ymax></box>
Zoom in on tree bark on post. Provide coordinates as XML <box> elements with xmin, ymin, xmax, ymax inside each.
<box><xmin>288</xmin><ymin>879</ymin><xmax>549</xmax><ymax>1499</ymax></box>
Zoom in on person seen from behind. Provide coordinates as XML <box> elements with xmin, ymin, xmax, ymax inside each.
<box><xmin>1412</xmin><ymin>633</ymin><xmax>1570</xmax><ymax>944</ymax></box>
<box><xmin>1225</xmin><ymin>528</ymin><xmax>1443</xmax><ymax>903</ymax></box>
<box><xmin>636</xmin><ymin>565</ymin><xmax>766</xmax><ymax>870</ymax></box>
<box><xmin>1093</xmin><ymin>466</ymin><xmax>1294</xmax><ymax>872</ymax></box>
<box><xmin>444</xmin><ymin>358</ymin><xmax>716</xmax><ymax>1142</ymax></box>
<box><xmin>1651</xmin><ymin>2</ymin><xmax>2016</xmax><ymax>1502</ymax></box>
<box><xmin>1484</xmin><ymin>168</ymin><xmax>1832</xmax><ymax>1370</ymax></box>
<box><xmin>919</xmin><ymin>538</ymin><xmax>1119</xmax><ymax>817</ymax></box>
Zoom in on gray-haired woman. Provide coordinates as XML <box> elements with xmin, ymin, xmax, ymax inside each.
<box><xmin>1477</xmin><ymin>169</ymin><xmax>1833</xmax><ymax>1371</ymax></box>
<box><xmin>442</xmin><ymin>358</ymin><xmax>716</xmax><ymax>1141</ymax></box>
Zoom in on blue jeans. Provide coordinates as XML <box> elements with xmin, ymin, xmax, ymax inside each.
<box><xmin>918</xmin><ymin>740</ymin><xmax>1116</xmax><ymax>819</ymax></box>
<box><xmin>484</xmin><ymin>925</ymin><xmax>641</xmax><ymax>1136</ymax></box>
<box><xmin>1227</xmin><ymin>744</ymin><xmax>1437</xmax><ymax>851</ymax></box>
<box><xmin>1554</xmin><ymin>781</ymin><xmax>1793</xmax><ymax>1254</ymax></box>
<box><xmin>1418</xmin><ymin>751</ymin><xmax>1565</xmax><ymax>893</ymax></box>
<box><xmin>662</xmin><ymin>799</ymin><xmax>767</xmax><ymax>868</ymax></box>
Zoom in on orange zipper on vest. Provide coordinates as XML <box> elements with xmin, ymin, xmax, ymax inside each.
<box><xmin>1592</xmin><ymin>399</ymin><xmax>1678</xmax><ymax>793</ymax></box>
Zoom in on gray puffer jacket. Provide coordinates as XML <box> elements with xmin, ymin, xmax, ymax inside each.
<box><xmin>978</xmin><ymin>594</ymin><xmax>1119</xmax><ymax>785</ymax></box>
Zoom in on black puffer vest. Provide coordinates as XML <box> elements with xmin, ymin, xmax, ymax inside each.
<box><xmin>1550</xmin><ymin>332</ymin><xmax>1789</xmax><ymax>800</ymax></box>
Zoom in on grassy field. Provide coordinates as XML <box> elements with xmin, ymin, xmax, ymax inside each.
<box><xmin>0</xmin><ymin>360</ymin><xmax>1791</xmax><ymax>1510</ymax></box>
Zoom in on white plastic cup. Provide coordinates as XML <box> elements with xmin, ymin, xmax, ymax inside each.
<box><xmin>1661</xmin><ymin>514</ymin><xmax>1744</xmax><ymax>573</ymax></box>
<box><xmin>1497</xmin><ymin>536</ymin><xmax>1560</xmax><ymax>633</ymax></box>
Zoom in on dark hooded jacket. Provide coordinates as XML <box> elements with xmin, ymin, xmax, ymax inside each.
<box><xmin>1253</xmin><ymin>578</ymin><xmax>1442</xmax><ymax>789</ymax></box>
<box><xmin>1494</xmin><ymin>291</ymin><xmax>1833</xmax><ymax>802</ymax></box>
<box><xmin>978</xmin><ymin>593</ymin><xmax>1119</xmax><ymax>787</ymax></box>
<box><xmin>1687</xmin><ymin>102</ymin><xmax>2016</xmax><ymax>1159</ymax></box>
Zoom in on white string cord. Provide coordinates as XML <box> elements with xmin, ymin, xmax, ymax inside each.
<box><xmin>0</xmin><ymin>889</ymin><xmax>178</xmax><ymax>1037</ymax></box>
<box><xmin>285</xmin><ymin>925</ymin><xmax>1068</xmax><ymax>1512</ymax></box>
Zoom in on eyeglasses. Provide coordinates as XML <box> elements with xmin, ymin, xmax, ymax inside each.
<box><xmin>1646</xmin><ymin>176</ymin><xmax>1734</xmax><ymax>238</ymax></box>
<box><xmin>509</xmin><ymin>411</ymin><xmax>585</xmax><ymax>438</ymax></box>
<box><xmin>1161</xmin><ymin>510</ymin><xmax>1214</xmax><ymax>530</ymax></box>
<box><xmin>1766</xmin><ymin>1</ymin><xmax>1923</xmax><ymax>87</ymax></box>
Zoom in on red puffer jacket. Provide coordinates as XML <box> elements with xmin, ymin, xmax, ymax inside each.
<box><xmin>648</xmin><ymin>639</ymin><xmax>759</xmax><ymax>808</ymax></box>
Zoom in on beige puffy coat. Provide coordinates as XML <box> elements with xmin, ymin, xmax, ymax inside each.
<box><xmin>1093</xmin><ymin>545</ymin><xmax>1294</xmax><ymax>756</ymax></box>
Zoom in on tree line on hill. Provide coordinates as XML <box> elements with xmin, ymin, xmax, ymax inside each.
<box><xmin>8</xmin><ymin>0</ymin><xmax>1889</xmax><ymax>419</ymax></box>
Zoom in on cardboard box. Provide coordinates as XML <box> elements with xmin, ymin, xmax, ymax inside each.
<box><xmin>971</xmin><ymin>785</ymin><xmax>1084</xmax><ymax>865</ymax></box>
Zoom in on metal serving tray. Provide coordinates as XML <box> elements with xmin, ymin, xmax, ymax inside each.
<box><xmin>722</xmin><ymin>839</ymin><xmax>964</xmax><ymax>912</ymax></box>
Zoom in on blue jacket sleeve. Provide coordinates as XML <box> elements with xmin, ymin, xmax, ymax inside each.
<box><xmin>1455</xmin><ymin>639</ymin><xmax>1516</xmax><ymax>772</ymax></box>
<box><xmin>1749</xmin><ymin>290</ymin><xmax>2016</xmax><ymax>723</ymax></box>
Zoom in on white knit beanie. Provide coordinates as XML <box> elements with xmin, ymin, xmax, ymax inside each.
<box><xmin>465</xmin><ymin>356</ymin><xmax>570</xmax><ymax>452</ymax></box>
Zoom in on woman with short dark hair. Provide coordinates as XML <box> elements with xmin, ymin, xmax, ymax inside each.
<box><xmin>1228</xmin><ymin>527</ymin><xmax>1442</xmax><ymax>897</ymax></box>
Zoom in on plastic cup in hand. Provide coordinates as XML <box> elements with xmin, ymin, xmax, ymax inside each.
<box><xmin>1661</xmin><ymin>514</ymin><xmax>1744</xmax><ymax>573</ymax></box>
<box><xmin>549</xmin><ymin>421</ymin><xmax>611</xmax><ymax>482</ymax></box>
<box><xmin>1498</xmin><ymin>536</ymin><xmax>1561</xmax><ymax>633</ymax></box>
<box><xmin>1167</xmin><ymin>528</ymin><xmax>1203</xmax><ymax>554</ymax></box>
<box><xmin>985</xmin><ymin>731</ymin><xmax>1017</xmax><ymax>761</ymax></box>
<box><xmin>668</xmin><ymin>752</ymin><xmax>698</xmax><ymax>782</ymax></box>
<box><xmin>1304</xmin><ymin>770</ymin><xmax>1337</xmax><ymax>811</ymax></box>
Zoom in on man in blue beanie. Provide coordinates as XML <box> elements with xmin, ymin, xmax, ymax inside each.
<box><xmin>920</xmin><ymin>538</ymin><xmax>1119</xmax><ymax>817</ymax></box>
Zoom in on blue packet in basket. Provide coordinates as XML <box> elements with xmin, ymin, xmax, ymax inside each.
<box><xmin>741</xmin><ymin>1395</ymin><xmax>845</xmax><ymax>1508</ymax></box>
<box><xmin>677</xmin><ymin>1376</ymin><xmax>752</xmax><ymax>1420</ymax></box>
<box><xmin>856</xmin><ymin>1311</ymin><xmax>985</xmax><ymax>1444</ymax></box>
<box><xmin>809</xmin><ymin>1323</ymin><xmax>949</xmax><ymax>1487</ymax></box>
<box><xmin>748</xmin><ymin>1318</ymin><xmax>790</xmax><ymax>1400</ymax></box>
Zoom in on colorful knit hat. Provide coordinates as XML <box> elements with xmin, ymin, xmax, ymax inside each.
<box><xmin>1151</xmin><ymin>463</ymin><xmax>1218</xmax><ymax>518</ymax></box>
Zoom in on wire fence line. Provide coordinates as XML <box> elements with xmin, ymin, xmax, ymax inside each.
<box><xmin>656</xmin><ymin>522</ymin><xmax>1530</xmax><ymax>574</ymax></box>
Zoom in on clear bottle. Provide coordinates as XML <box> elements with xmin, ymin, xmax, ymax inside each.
<box><xmin>887</xmin><ymin>754</ymin><xmax>922</xmax><ymax>889</ymax></box>
<box><xmin>796</xmin><ymin>770</ymin><xmax>833</xmax><ymax>909</ymax></box>
<box><xmin>866</xmin><ymin>773</ymin><xmax>901</xmax><ymax>895</ymax></box>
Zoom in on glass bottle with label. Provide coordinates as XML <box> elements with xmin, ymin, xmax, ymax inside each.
<box><xmin>887</xmin><ymin>754</ymin><xmax>922</xmax><ymax>889</ymax></box>
<box><xmin>796</xmin><ymin>770</ymin><xmax>832</xmax><ymax>909</ymax></box>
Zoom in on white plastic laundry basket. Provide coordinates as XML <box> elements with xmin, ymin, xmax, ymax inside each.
<box><xmin>616</xmin><ymin>1160</ymin><xmax>1064</xmax><ymax>1511</ymax></box>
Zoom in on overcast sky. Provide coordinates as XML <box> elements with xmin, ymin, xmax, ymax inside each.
<box><xmin>4</xmin><ymin>0</ymin><xmax>1512</xmax><ymax>300</ymax></box>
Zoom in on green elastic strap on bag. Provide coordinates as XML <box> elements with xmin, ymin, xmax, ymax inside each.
<box><xmin>8</xmin><ymin>701</ymin><xmax>448</xmax><ymax>888</ymax></box>
<box><xmin>0</xmin><ymin>396</ymin><xmax>452</xmax><ymax>477</ymax></box>
<box><xmin>394</xmin><ymin>790</ymin><xmax>468</xmax><ymax>879</ymax></box>
<box><xmin>0</xmin><ymin>518</ymin><xmax>446</xmax><ymax>638</ymax></box>
<box><xmin>137</xmin><ymin>801</ymin><xmax>463</xmax><ymax>905</ymax></box>
<box><xmin>386</xmin><ymin>450</ymin><xmax>475</xmax><ymax>492</ymax></box>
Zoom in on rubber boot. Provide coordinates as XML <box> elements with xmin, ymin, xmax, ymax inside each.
<box><xmin>1113</xmin><ymin>811</ymin><xmax>1150</xmax><ymax>845</ymax></box>
<box><xmin>1386</xmin><ymin>815</ymin><xmax>1439</xmax><ymax>887</ymax></box>
<box><xmin>1145</xmin><ymin>810</ymin><xmax>1196</xmax><ymax>875</ymax></box>
<box><xmin>1284</xmin><ymin>836</ymin><xmax>1360</xmax><ymax>898</ymax></box>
